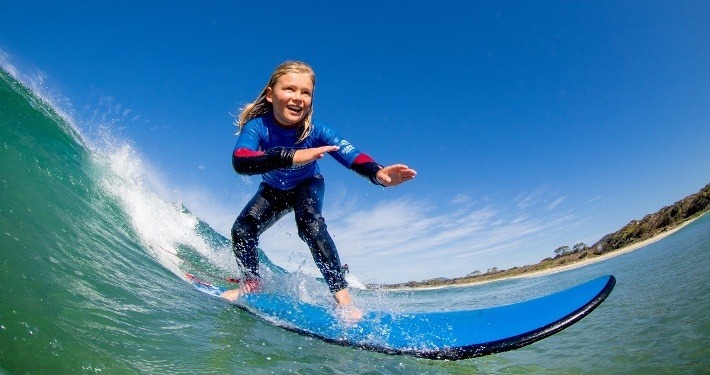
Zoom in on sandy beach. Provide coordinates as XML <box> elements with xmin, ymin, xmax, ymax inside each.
<box><xmin>512</xmin><ymin>214</ymin><xmax>703</xmax><ymax>280</ymax></box>
<box><xmin>386</xmin><ymin>214</ymin><xmax>705</xmax><ymax>291</ymax></box>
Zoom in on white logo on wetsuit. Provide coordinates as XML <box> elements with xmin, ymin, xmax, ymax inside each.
<box><xmin>338</xmin><ymin>139</ymin><xmax>355</xmax><ymax>155</ymax></box>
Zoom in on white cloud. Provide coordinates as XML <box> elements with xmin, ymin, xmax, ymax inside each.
<box><xmin>323</xmin><ymin>195</ymin><xmax>559</xmax><ymax>283</ymax></box>
<box><xmin>515</xmin><ymin>186</ymin><xmax>548</xmax><ymax>209</ymax></box>
<box><xmin>546</xmin><ymin>196</ymin><xmax>567</xmax><ymax>211</ymax></box>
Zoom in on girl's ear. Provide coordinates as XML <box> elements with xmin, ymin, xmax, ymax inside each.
<box><xmin>265</xmin><ymin>87</ymin><xmax>273</xmax><ymax>103</ymax></box>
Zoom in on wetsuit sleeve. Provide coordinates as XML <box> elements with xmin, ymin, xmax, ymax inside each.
<box><xmin>232</xmin><ymin>147</ymin><xmax>296</xmax><ymax>175</ymax></box>
<box><xmin>315</xmin><ymin>123</ymin><xmax>385</xmax><ymax>186</ymax></box>
<box><xmin>350</xmin><ymin>153</ymin><xmax>385</xmax><ymax>186</ymax></box>
<box><xmin>232</xmin><ymin>119</ymin><xmax>295</xmax><ymax>175</ymax></box>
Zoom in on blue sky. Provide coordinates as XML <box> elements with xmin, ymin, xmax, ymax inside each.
<box><xmin>2</xmin><ymin>1</ymin><xmax>709</xmax><ymax>283</ymax></box>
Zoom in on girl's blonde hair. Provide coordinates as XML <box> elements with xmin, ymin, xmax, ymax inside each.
<box><xmin>235</xmin><ymin>61</ymin><xmax>316</xmax><ymax>143</ymax></box>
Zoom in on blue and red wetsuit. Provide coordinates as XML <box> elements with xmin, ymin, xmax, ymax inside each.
<box><xmin>231</xmin><ymin>114</ymin><xmax>383</xmax><ymax>292</ymax></box>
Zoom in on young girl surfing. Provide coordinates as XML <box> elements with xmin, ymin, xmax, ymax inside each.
<box><xmin>221</xmin><ymin>61</ymin><xmax>416</xmax><ymax>319</ymax></box>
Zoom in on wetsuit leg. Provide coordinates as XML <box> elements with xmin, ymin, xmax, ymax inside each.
<box><xmin>232</xmin><ymin>183</ymin><xmax>290</xmax><ymax>279</ymax></box>
<box><xmin>292</xmin><ymin>175</ymin><xmax>348</xmax><ymax>293</ymax></box>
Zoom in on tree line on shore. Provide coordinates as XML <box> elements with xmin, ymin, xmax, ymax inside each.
<box><xmin>371</xmin><ymin>182</ymin><xmax>710</xmax><ymax>290</ymax></box>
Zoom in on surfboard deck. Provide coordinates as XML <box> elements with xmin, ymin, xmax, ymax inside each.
<box><xmin>189</xmin><ymin>274</ymin><xmax>615</xmax><ymax>360</ymax></box>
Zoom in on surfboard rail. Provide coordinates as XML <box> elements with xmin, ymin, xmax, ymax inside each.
<box><xmin>404</xmin><ymin>275</ymin><xmax>617</xmax><ymax>360</ymax></box>
<box><xmin>190</xmin><ymin>274</ymin><xmax>616</xmax><ymax>360</ymax></box>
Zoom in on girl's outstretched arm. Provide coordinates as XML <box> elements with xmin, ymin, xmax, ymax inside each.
<box><xmin>375</xmin><ymin>164</ymin><xmax>417</xmax><ymax>187</ymax></box>
<box><xmin>292</xmin><ymin>146</ymin><xmax>340</xmax><ymax>165</ymax></box>
<box><xmin>232</xmin><ymin>147</ymin><xmax>296</xmax><ymax>175</ymax></box>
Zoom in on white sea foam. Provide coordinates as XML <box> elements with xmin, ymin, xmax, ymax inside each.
<box><xmin>94</xmin><ymin>138</ymin><xmax>237</xmax><ymax>279</ymax></box>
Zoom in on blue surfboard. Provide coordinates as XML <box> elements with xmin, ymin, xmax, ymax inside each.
<box><xmin>190</xmin><ymin>274</ymin><xmax>615</xmax><ymax>360</ymax></box>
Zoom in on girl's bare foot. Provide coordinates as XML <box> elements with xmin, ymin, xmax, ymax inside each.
<box><xmin>220</xmin><ymin>279</ymin><xmax>260</xmax><ymax>302</ymax></box>
<box><xmin>220</xmin><ymin>288</ymin><xmax>242</xmax><ymax>301</ymax></box>
<box><xmin>334</xmin><ymin>288</ymin><xmax>363</xmax><ymax>322</ymax></box>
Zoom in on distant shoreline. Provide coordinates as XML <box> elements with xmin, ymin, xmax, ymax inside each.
<box><xmin>378</xmin><ymin>213</ymin><xmax>704</xmax><ymax>291</ymax></box>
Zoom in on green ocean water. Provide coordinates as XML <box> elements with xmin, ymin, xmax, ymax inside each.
<box><xmin>1</xmin><ymin>68</ymin><xmax>709</xmax><ymax>374</ymax></box>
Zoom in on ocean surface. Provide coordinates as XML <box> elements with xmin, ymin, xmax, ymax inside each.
<box><xmin>1</xmin><ymin>68</ymin><xmax>708</xmax><ymax>374</ymax></box>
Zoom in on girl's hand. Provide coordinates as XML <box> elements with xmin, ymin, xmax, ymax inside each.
<box><xmin>293</xmin><ymin>146</ymin><xmax>340</xmax><ymax>165</ymax></box>
<box><xmin>376</xmin><ymin>164</ymin><xmax>417</xmax><ymax>187</ymax></box>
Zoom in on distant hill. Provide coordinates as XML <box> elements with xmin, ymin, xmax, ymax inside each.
<box><xmin>590</xmin><ymin>182</ymin><xmax>710</xmax><ymax>254</ymax></box>
<box><xmin>371</xmin><ymin>182</ymin><xmax>710</xmax><ymax>290</ymax></box>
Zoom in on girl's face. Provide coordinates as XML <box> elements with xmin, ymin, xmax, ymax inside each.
<box><xmin>266</xmin><ymin>72</ymin><xmax>313</xmax><ymax>127</ymax></box>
